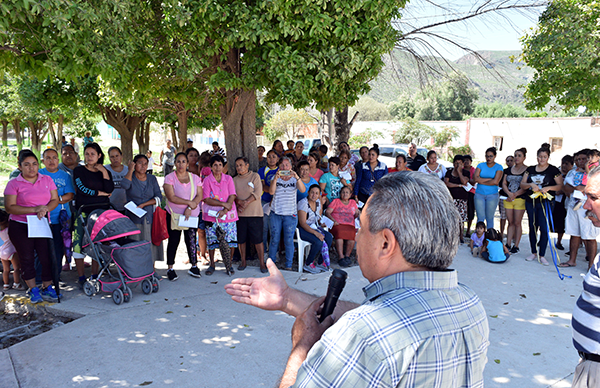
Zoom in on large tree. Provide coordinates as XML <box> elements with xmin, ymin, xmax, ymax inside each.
<box><xmin>521</xmin><ymin>0</ymin><xmax>600</xmax><ymax>111</ymax></box>
<box><xmin>1</xmin><ymin>0</ymin><xmax>405</xmax><ymax>171</ymax></box>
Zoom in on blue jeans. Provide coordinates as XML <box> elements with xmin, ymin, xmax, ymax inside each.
<box><xmin>269</xmin><ymin>213</ymin><xmax>298</xmax><ymax>268</ymax></box>
<box><xmin>525</xmin><ymin>200</ymin><xmax>551</xmax><ymax>257</ymax></box>
<box><xmin>298</xmin><ymin>228</ymin><xmax>333</xmax><ymax>266</ymax></box>
<box><xmin>262</xmin><ymin>203</ymin><xmax>271</xmax><ymax>257</ymax></box>
<box><xmin>474</xmin><ymin>192</ymin><xmax>499</xmax><ymax>229</ymax></box>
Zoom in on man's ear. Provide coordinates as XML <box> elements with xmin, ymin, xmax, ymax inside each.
<box><xmin>379</xmin><ymin>228</ymin><xmax>398</xmax><ymax>261</ymax></box>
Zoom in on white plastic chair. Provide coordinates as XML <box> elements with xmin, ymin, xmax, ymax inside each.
<box><xmin>294</xmin><ymin>228</ymin><xmax>312</xmax><ymax>273</ymax></box>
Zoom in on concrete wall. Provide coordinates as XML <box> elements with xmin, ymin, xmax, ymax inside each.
<box><xmin>466</xmin><ymin>117</ymin><xmax>599</xmax><ymax>165</ymax></box>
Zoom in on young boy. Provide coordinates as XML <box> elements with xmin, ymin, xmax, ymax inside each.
<box><xmin>470</xmin><ymin>221</ymin><xmax>486</xmax><ymax>257</ymax></box>
<box><xmin>319</xmin><ymin>144</ymin><xmax>329</xmax><ymax>172</ymax></box>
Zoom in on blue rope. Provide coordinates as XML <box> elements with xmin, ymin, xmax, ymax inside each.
<box><xmin>541</xmin><ymin>198</ymin><xmax>571</xmax><ymax>280</ymax></box>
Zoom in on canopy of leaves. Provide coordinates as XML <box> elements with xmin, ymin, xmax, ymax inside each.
<box><xmin>521</xmin><ymin>0</ymin><xmax>600</xmax><ymax>111</ymax></box>
<box><xmin>392</xmin><ymin>118</ymin><xmax>435</xmax><ymax>146</ymax></box>
<box><xmin>0</xmin><ymin>0</ymin><xmax>406</xmax><ymax>112</ymax></box>
<box><xmin>348</xmin><ymin>96</ymin><xmax>391</xmax><ymax>121</ymax></box>
<box><xmin>388</xmin><ymin>73</ymin><xmax>478</xmax><ymax>121</ymax></box>
<box><xmin>263</xmin><ymin>109</ymin><xmax>315</xmax><ymax>142</ymax></box>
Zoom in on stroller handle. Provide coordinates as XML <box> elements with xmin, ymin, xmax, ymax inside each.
<box><xmin>76</xmin><ymin>203</ymin><xmax>115</xmax><ymax>219</ymax></box>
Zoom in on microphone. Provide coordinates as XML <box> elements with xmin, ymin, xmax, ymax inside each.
<box><xmin>319</xmin><ymin>269</ymin><xmax>348</xmax><ymax>323</ymax></box>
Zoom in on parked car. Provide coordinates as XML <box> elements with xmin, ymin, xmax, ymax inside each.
<box><xmin>301</xmin><ymin>138</ymin><xmax>322</xmax><ymax>155</ymax></box>
<box><xmin>351</xmin><ymin>144</ymin><xmax>453</xmax><ymax>169</ymax></box>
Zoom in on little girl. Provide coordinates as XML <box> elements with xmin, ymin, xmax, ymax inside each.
<box><xmin>481</xmin><ymin>228</ymin><xmax>510</xmax><ymax>263</ymax></box>
<box><xmin>470</xmin><ymin>221</ymin><xmax>486</xmax><ymax>257</ymax></box>
<box><xmin>0</xmin><ymin>209</ymin><xmax>22</xmax><ymax>291</ymax></box>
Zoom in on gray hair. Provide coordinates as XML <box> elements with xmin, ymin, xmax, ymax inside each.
<box><xmin>280</xmin><ymin>156</ymin><xmax>293</xmax><ymax>167</ymax></box>
<box><xmin>366</xmin><ymin>171</ymin><xmax>460</xmax><ymax>270</ymax></box>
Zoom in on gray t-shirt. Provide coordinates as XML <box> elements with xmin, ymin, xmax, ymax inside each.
<box><xmin>104</xmin><ymin>164</ymin><xmax>129</xmax><ymax>211</ymax></box>
<box><xmin>271</xmin><ymin>177</ymin><xmax>298</xmax><ymax>216</ymax></box>
<box><xmin>162</xmin><ymin>146</ymin><xmax>176</xmax><ymax>166</ymax></box>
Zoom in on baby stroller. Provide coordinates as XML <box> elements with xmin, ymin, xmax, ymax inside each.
<box><xmin>79</xmin><ymin>206</ymin><xmax>160</xmax><ymax>305</ymax></box>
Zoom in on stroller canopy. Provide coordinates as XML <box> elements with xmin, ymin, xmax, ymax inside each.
<box><xmin>87</xmin><ymin>209</ymin><xmax>140</xmax><ymax>243</ymax></box>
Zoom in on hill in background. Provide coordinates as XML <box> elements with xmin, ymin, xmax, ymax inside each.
<box><xmin>366</xmin><ymin>49</ymin><xmax>533</xmax><ymax>106</ymax></box>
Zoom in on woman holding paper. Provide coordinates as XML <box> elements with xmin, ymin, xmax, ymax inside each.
<box><xmin>164</xmin><ymin>152</ymin><xmax>204</xmax><ymax>281</ymax></box>
<box><xmin>325</xmin><ymin>186</ymin><xmax>359</xmax><ymax>268</ymax></box>
<box><xmin>297</xmin><ymin>184</ymin><xmax>333</xmax><ymax>273</ymax></box>
<box><xmin>338</xmin><ymin>150</ymin><xmax>356</xmax><ymax>186</ymax></box>
<box><xmin>122</xmin><ymin>154</ymin><xmax>164</xmax><ymax>263</ymax></box>
<box><xmin>4</xmin><ymin>150</ymin><xmax>59</xmax><ymax>303</ymax></box>
<box><xmin>202</xmin><ymin>154</ymin><xmax>238</xmax><ymax>276</ymax></box>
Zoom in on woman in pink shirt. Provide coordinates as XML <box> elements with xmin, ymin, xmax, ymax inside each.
<box><xmin>325</xmin><ymin>186</ymin><xmax>359</xmax><ymax>267</ymax></box>
<box><xmin>163</xmin><ymin>152</ymin><xmax>204</xmax><ymax>281</ymax></box>
<box><xmin>4</xmin><ymin>150</ymin><xmax>59</xmax><ymax>303</ymax></box>
<box><xmin>202</xmin><ymin>154</ymin><xmax>238</xmax><ymax>276</ymax></box>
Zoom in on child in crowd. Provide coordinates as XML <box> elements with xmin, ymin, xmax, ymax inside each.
<box><xmin>470</xmin><ymin>221</ymin><xmax>486</xmax><ymax>257</ymax></box>
<box><xmin>481</xmin><ymin>228</ymin><xmax>511</xmax><ymax>263</ymax></box>
<box><xmin>146</xmin><ymin>150</ymin><xmax>156</xmax><ymax>175</ymax></box>
<box><xmin>582</xmin><ymin>149</ymin><xmax>600</xmax><ymax>186</ymax></box>
<box><xmin>0</xmin><ymin>210</ymin><xmax>22</xmax><ymax>291</ymax></box>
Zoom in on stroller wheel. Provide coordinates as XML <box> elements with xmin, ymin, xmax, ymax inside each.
<box><xmin>123</xmin><ymin>286</ymin><xmax>132</xmax><ymax>303</ymax></box>
<box><xmin>94</xmin><ymin>281</ymin><xmax>101</xmax><ymax>294</ymax></box>
<box><xmin>112</xmin><ymin>289</ymin><xmax>124</xmax><ymax>305</ymax></box>
<box><xmin>152</xmin><ymin>276</ymin><xmax>160</xmax><ymax>293</ymax></box>
<box><xmin>142</xmin><ymin>278</ymin><xmax>153</xmax><ymax>295</ymax></box>
<box><xmin>83</xmin><ymin>281</ymin><xmax>96</xmax><ymax>297</ymax></box>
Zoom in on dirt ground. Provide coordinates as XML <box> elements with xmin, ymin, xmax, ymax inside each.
<box><xmin>0</xmin><ymin>307</ymin><xmax>75</xmax><ymax>349</ymax></box>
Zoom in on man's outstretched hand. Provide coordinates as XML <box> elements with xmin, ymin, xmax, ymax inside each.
<box><xmin>224</xmin><ymin>258</ymin><xmax>290</xmax><ymax>312</ymax></box>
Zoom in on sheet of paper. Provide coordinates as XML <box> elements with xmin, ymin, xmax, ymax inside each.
<box><xmin>463</xmin><ymin>183</ymin><xmax>473</xmax><ymax>192</ymax></box>
<box><xmin>355</xmin><ymin>218</ymin><xmax>361</xmax><ymax>229</ymax></box>
<box><xmin>262</xmin><ymin>202</ymin><xmax>271</xmax><ymax>216</ymax></box>
<box><xmin>178</xmin><ymin>216</ymin><xmax>199</xmax><ymax>228</ymax></box>
<box><xmin>125</xmin><ymin>201</ymin><xmax>147</xmax><ymax>218</ymax></box>
<box><xmin>207</xmin><ymin>210</ymin><xmax>226</xmax><ymax>221</ymax></box>
<box><xmin>321</xmin><ymin>216</ymin><xmax>335</xmax><ymax>229</ymax></box>
<box><xmin>499</xmin><ymin>196</ymin><xmax>508</xmax><ymax>200</ymax></box>
<box><xmin>573</xmin><ymin>190</ymin><xmax>586</xmax><ymax>200</ymax></box>
<box><xmin>339</xmin><ymin>171</ymin><xmax>352</xmax><ymax>181</ymax></box>
<box><xmin>27</xmin><ymin>216</ymin><xmax>52</xmax><ymax>238</ymax></box>
<box><xmin>357</xmin><ymin>201</ymin><xmax>365</xmax><ymax>209</ymax></box>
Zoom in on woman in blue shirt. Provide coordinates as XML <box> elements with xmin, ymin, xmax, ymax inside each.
<box><xmin>353</xmin><ymin>147</ymin><xmax>388</xmax><ymax>204</ymax></box>
<box><xmin>474</xmin><ymin>147</ymin><xmax>504</xmax><ymax>229</ymax></box>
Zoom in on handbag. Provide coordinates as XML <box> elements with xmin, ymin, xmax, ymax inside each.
<box><xmin>151</xmin><ymin>206</ymin><xmax>169</xmax><ymax>245</ymax></box>
<box><xmin>168</xmin><ymin>173</ymin><xmax>195</xmax><ymax>231</ymax></box>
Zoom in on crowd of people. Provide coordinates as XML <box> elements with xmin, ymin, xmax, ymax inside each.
<box><xmin>2</xmin><ymin>134</ymin><xmax>598</xmax><ymax>303</ymax></box>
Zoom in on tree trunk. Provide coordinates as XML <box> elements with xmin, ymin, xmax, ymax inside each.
<box><xmin>28</xmin><ymin>119</ymin><xmax>47</xmax><ymax>158</ymax></box>
<box><xmin>322</xmin><ymin>108</ymin><xmax>334</xmax><ymax>150</ymax></box>
<box><xmin>47</xmin><ymin>114</ymin><xmax>65</xmax><ymax>151</ymax></box>
<box><xmin>333</xmin><ymin>107</ymin><xmax>351</xmax><ymax>152</ymax></box>
<box><xmin>220</xmin><ymin>89</ymin><xmax>258</xmax><ymax>174</ymax></box>
<box><xmin>1</xmin><ymin>120</ymin><xmax>8</xmax><ymax>147</ymax></box>
<box><xmin>100</xmin><ymin>105</ymin><xmax>145</xmax><ymax>163</ymax></box>
<box><xmin>169</xmin><ymin>122</ymin><xmax>179</xmax><ymax>150</ymax></box>
<box><xmin>135</xmin><ymin>118</ymin><xmax>151</xmax><ymax>155</ymax></box>
<box><xmin>48</xmin><ymin>117</ymin><xmax>57</xmax><ymax>150</ymax></box>
<box><xmin>175</xmin><ymin>105</ymin><xmax>189</xmax><ymax>153</ymax></box>
<box><xmin>12</xmin><ymin>120</ymin><xmax>22</xmax><ymax>152</ymax></box>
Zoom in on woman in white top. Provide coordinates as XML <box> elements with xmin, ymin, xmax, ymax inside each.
<box><xmin>298</xmin><ymin>185</ymin><xmax>333</xmax><ymax>273</ymax></box>
<box><xmin>418</xmin><ymin>150</ymin><xmax>446</xmax><ymax>179</ymax></box>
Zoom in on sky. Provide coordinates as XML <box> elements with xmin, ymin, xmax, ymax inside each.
<box><xmin>397</xmin><ymin>0</ymin><xmax>546</xmax><ymax>60</ymax></box>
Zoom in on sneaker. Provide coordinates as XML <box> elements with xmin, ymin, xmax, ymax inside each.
<box><xmin>316</xmin><ymin>264</ymin><xmax>332</xmax><ymax>273</ymax></box>
<box><xmin>188</xmin><ymin>266</ymin><xmax>201</xmax><ymax>278</ymax></box>
<box><xmin>539</xmin><ymin>256</ymin><xmax>549</xmax><ymax>266</ymax></box>
<box><xmin>510</xmin><ymin>246</ymin><xmax>520</xmax><ymax>254</ymax></box>
<box><xmin>61</xmin><ymin>263</ymin><xmax>70</xmax><ymax>271</ymax></box>
<box><xmin>556</xmin><ymin>243</ymin><xmax>564</xmax><ymax>250</ymax></box>
<box><xmin>167</xmin><ymin>269</ymin><xmax>178</xmax><ymax>281</ymax></box>
<box><xmin>77</xmin><ymin>277</ymin><xmax>86</xmax><ymax>289</ymax></box>
<box><xmin>28</xmin><ymin>287</ymin><xmax>42</xmax><ymax>304</ymax></box>
<box><xmin>339</xmin><ymin>257</ymin><xmax>351</xmax><ymax>268</ymax></box>
<box><xmin>41</xmin><ymin>285</ymin><xmax>59</xmax><ymax>301</ymax></box>
<box><xmin>525</xmin><ymin>254</ymin><xmax>537</xmax><ymax>261</ymax></box>
<box><xmin>303</xmin><ymin>263</ymin><xmax>320</xmax><ymax>274</ymax></box>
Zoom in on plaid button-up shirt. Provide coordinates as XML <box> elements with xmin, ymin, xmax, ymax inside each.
<box><xmin>293</xmin><ymin>270</ymin><xmax>489</xmax><ymax>387</ymax></box>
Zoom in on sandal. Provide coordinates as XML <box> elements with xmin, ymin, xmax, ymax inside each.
<box><xmin>13</xmin><ymin>283</ymin><xmax>25</xmax><ymax>291</ymax></box>
<box><xmin>3</xmin><ymin>284</ymin><xmax>10</xmax><ymax>291</ymax></box>
<box><xmin>558</xmin><ymin>262</ymin><xmax>576</xmax><ymax>267</ymax></box>
<box><xmin>205</xmin><ymin>266</ymin><xmax>215</xmax><ymax>276</ymax></box>
<box><xmin>237</xmin><ymin>265</ymin><xmax>246</xmax><ymax>271</ymax></box>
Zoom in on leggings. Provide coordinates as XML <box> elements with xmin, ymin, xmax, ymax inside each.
<box><xmin>525</xmin><ymin>199</ymin><xmax>551</xmax><ymax>257</ymax></box>
<box><xmin>166</xmin><ymin>213</ymin><xmax>197</xmax><ymax>266</ymax></box>
<box><xmin>9</xmin><ymin>220</ymin><xmax>52</xmax><ymax>282</ymax></box>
